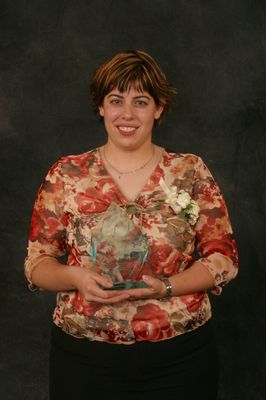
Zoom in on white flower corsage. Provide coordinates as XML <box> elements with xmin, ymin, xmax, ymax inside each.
<box><xmin>159</xmin><ymin>178</ymin><xmax>200</xmax><ymax>225</ymax></box>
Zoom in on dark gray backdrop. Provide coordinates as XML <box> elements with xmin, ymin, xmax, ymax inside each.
<box><xmin>1</xmin><ymin>1</ymin><xmax>265</xmax><ymax>399</ymax></box>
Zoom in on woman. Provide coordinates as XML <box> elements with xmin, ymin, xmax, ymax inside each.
<box><xmin>25</xmin><ymin>50</ymin><xmax>238</xmax><ymax>399</ymax></box>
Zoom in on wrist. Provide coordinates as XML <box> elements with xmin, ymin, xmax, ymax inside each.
<box><xmin>65</xmin><ymin>266</ymin><xmax>84</xmax><ymax>290</ymax></box>
<box><xmin>161</xmin><ymin>277</ymin><xmax>173</xmax><ymax>298</ymax></box>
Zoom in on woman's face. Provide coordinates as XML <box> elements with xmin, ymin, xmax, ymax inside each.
<box><xmin>99</xmin><ymin>87</ymin><xmax>163</xmax><ymax>150</ymax></box>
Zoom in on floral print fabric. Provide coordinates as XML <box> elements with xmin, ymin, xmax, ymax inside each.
<box><xmin>25</xmin><ymin>149</ymin><xmax>238</xmax><ymax>344</ymax></box>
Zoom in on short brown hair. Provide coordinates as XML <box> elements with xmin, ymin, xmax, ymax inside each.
<box><xmin>90</xmin><ymin>50</ymin><xmax>176</xmax><ymax>124</ymax></box>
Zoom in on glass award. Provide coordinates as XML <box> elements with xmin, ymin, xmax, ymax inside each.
<box><xmin>90</xmin><ymin>202</ymin><xmax>150</xmax><ymax>290</ymax></box>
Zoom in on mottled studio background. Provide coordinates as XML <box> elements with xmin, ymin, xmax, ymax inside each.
<box><xmin>1</xmin><ymin>1</ymin><xmax>266</xmax><ymax>399</ymax></box>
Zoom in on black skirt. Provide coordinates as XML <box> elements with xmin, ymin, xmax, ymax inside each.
<box><xmin>49</xmin><ymin>320</ymin><xmax>219</xmax><ymax>400</ymax></box>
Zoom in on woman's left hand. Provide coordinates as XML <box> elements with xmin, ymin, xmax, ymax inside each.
<box><xmin>123</xmin><ymin>275</ymin><xmax>167</xmax><ymax>300</ymax></box>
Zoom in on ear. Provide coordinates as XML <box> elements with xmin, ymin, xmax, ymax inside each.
<box><xmin>154</xmin><ymin>105</ymin><xmax>164</xmax><ymax>120</ymax></box>
<box><xmin>99</xmin><ymin>106</ymin><xmax>104</xmax><ymax>117</ymax></box>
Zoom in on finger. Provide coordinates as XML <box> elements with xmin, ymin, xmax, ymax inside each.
<box><xmin>86</xmin><ymin>293</ymin><xmax>130</xmax><ymax>304</ymax></box>
<box><xmin>91</xmin><ymin>284</ymin><xmax>131</xmax><ymax>299</ymax></box>
<box><xmin>142</xmin><ymin>275</ymin><xmax>161</xmax><ymax>289</ymax></box>
<box><xmin>114</xmin><ymin>270</ymin><xmax>124</xmax><ymax>282</ymax></box>
<box><xmin>122</xmin><ymin>287</ymin><xmax>156</xmax><ymax>298</ymax></box>
<box><xmin>94</xmin><ymin>275</ymin><xmax>113</xmax><ymax>288</ymax></box>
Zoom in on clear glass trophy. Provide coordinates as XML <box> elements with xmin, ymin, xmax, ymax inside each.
<box><xmin>90</xmin><ymin>203</ymin><xmax>150</xmax><ymax>290</ymax></box>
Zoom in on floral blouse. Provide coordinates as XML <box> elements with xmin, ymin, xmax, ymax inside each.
<box><xmin>25</xmin><ymin>149</ymin><xmax>238</xmax><ymax>344</ymax></box>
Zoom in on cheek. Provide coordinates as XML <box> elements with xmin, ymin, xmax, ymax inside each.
<box><xmin>105</xmin><ymin>109</ymin><xmax>120</xmax><ymax>121</ymax></box>
<box><xmin>136</xmin><ymin>109</ymin><xmax>153</xmax><ymax>122</ymax></box>
<box><xmin>142</xmin><ymin>112</ymin><xmax>157</xmax><ymax>127</ymax></box>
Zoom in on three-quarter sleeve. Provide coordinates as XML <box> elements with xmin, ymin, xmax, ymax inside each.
<box><xmin>24</xmin><ymin>159</ymin><xmax>68</xmax><ymax>289</ymax></box>
<box><xmin>193</xmin><ymin>157</ymin><xmax>238</xmax><ymax>295</ymax></box>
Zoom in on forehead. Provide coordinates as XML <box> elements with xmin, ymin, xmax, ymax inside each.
<box><xmin>107</xmin><ymin>87</ymin><xmax>152</xmax><ymax>98</ymax></box>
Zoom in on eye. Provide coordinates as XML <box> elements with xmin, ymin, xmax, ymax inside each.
<box><xmin>135</xmin><ymin>99</ymin><xmax>148</xmax><ymax>106</ymax></box>
<box><xmin>110</xmin><ymin>98</ymin><xmax>122</xmax><ymax>105</ymax></box>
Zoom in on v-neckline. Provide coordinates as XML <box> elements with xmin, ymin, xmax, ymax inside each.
<box><xmin>95</xmin><ymin>147</ymin><xmax>166</xmax><ymax>204</ymax></box>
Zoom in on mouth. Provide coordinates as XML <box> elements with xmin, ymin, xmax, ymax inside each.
<box><xmin>117</xmin><ymin>125</ymin><xmax>139</xmax><ymax>136</ymax></box>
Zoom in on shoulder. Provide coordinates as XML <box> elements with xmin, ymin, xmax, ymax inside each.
<box><xmin>59</xmin><ymin>148</ymin><xmax>98</xmax><ymax>167</ymax></box>
<box><xmin>51</xmin><ymin>148</ymin><xmax>99</xmax><ymax>178</ymax></box>
<box><xmin>163</xmin><ymin>150</ymin><xmax>203</xmax><ymax>168</ymax></box>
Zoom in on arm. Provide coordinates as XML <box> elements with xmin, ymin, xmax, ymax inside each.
<box><xmin>25</xmin><ymin>159</ymin><xmax>130</xmax><ymax>303</ymax></box>
<box><xmin>121</xmin><ymin>258</ymin><xmax>216</xmax><ymax>299</ymax></box>
<box><xmin>124</xmin><ymin>156</ymin><xmax>238</xmax><ymax>299</ymax></box>
<box><xmin>191</xmin><ymin>156</ymin><xmax>238</xmax><ymax>295</ymax></box>
<box><xmin>31</xmin><ymin>257</ymin><xmax>130</xmax><ymax>303</ymax></box>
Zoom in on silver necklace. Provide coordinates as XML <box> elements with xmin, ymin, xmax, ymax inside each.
<box><xmin>102</xmin><ymin>145</ymin><xmax>155</xmax><ymax>179</ymax></box>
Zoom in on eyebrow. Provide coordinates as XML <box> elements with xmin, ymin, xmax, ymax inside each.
<box><xmin>106</xmin><ymin>93</ymin><xmax>151</xmax><ymax>100</ymax></box>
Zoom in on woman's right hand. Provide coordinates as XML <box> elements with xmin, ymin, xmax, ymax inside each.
<box><xmin>70</xmin><ymin>267</ymin><xmax>131</xmax><ymax>303</ymax></box>
<box><xmin>30</xmin><ymin>258</ymin><xmax>130</xmax><ymax>303</ymax></box>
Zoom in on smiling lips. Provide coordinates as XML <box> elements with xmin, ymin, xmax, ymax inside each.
<box><xmin>117</xmin><ymin>125</ymin><xmax>139</xmax><ymax>136</ymax></box>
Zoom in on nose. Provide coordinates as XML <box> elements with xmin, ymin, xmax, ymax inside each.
<box><xmin>121</xmin><ymin>103</ymin><xmax>134</xmax><ymax>120</ymax></box>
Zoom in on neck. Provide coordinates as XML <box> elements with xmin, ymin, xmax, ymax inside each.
<box><xmin>103</xmin><ymin>140</ymin><xmax>154</xmax><ymax>170</ymax></box>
